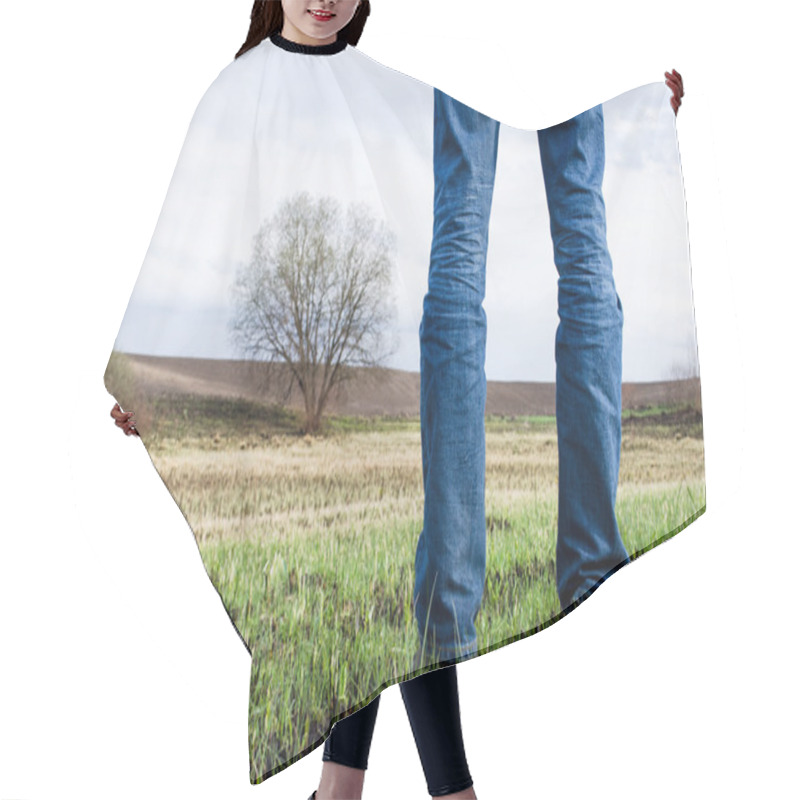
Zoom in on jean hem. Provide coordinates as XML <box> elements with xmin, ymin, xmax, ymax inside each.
<box><xmin>414</xmin><ymin>640</ymin><xmax>479</xmax><ymax>671</ymax></box>
<box><xmin>321</xmin><ymin>751</ymin><xmax>367</xmax><ymax>771</ymax></box>
<box><xmin>430</xmin><ymin>776</ymin><xmax>474</xmax><ymax>797</ymax></box>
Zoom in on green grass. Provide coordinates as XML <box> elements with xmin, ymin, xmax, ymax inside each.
<box><xmin>139</xmin><ymin>400</ymin><xmax>704</xmax><ymax>781</ymax></box>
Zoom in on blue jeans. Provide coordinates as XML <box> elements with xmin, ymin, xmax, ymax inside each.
<box><xmin>413</xmin><ymin>91</ymin><xmax>630</xmax><ymax>663</ymax></box>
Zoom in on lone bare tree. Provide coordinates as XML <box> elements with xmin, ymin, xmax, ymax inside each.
<box><xmin>230</xmin><ymin>192</ymin><xmax>397</xmax><ymax>433</ymax></box>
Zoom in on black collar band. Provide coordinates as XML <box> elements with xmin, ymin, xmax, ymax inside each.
<box><xmin>269</xmin><ymin>32</ymin><xmax>348</xmax><ymax>55</ymax></box>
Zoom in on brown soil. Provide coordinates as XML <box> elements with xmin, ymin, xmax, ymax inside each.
<box><xmin>122</xmin><ymin>354</ymin><xmax>701</xmax><ymax>417</ymax></box>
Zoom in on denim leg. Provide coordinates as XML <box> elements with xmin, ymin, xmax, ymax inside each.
<box><xmin>322</xmin><ymin>694</ymin><xmax>381</xmax><ymax>771</ymax></box>
<box><xmin>399</xmin><ymin>666</ymin><xmax>473</xmax><ymax>796</ymax></box>
<box><xmin>538</xmin><ymin>105</ymin><xmax>630</xmax><ymax>611</ymax></box>
<box><xmin>414</xmin><ymin>89</ymin><xmax>500</xmax><ymax>662</ymax></box>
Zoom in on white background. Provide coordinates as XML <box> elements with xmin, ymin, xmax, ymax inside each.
<box><xmin>1</xmin><ymin>1</ymin><xmax>797</xmax><ymax>798</ymax></box>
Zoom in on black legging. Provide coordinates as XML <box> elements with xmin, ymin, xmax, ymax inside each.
<box><xmin>323</xmin><ymin>665</ymin><xmax>473</xmax><ymax>797</ymax></box>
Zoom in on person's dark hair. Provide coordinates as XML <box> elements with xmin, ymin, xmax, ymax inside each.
<box><xmin>235</xmin><ymin>1</ymin><xmax>371</xmax><ymax>59</ymax></box>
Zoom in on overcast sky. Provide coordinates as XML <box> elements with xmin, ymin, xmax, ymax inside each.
<box><xmin>112</xmin><ymin>42</ymin><xmax>698</xmax><ymax>382</ymax></box>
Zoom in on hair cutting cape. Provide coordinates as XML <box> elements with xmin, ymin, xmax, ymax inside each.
<box><xmin>104</xmin><ymin>34</ymin><xmax>705</xmax><ymax>784</ymax></box>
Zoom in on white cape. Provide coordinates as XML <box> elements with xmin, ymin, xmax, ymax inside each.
<box><xmin>105</xmin><ymin>34</ymin><xmax>704</xmax><ymax>783</ymax></box>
